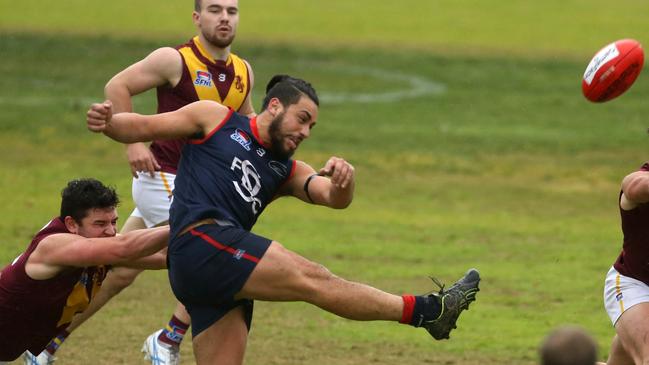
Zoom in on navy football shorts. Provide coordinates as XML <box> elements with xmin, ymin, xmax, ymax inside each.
<box><xmin>167</xmin><ymin>223</ymin><xmax>272</xmax><ymax>337</ymax></box>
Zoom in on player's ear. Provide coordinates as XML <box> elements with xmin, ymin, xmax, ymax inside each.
<box><xmin>64</xmin><ymin>216</ymin><xmax>80</xmax><ymax>234</ymax></box>
<box><xmin>192</xmin><ymin>11</ymin><xmax>200</xmax><ymax>26</ymax></box>
<box><xmin>268</xmin><ymin>98</ymin><xmax>283</xmax><ymax>117</ymax></box>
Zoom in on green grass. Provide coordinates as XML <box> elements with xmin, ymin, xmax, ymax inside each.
<box><xmin>1</xmin><ymin>0</ymin><xmax>649</xmax><ymax>57</ymax></box>
<box><xmin>2</xmin><ymin>2</ymin><xmax>649</xmax><ymax>364</ymax></box>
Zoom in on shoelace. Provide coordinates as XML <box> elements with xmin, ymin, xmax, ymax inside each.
<box><xmin>428</xmin><ymin>276</ymin><xmax>446</xmax><ymax>295</ymax></box>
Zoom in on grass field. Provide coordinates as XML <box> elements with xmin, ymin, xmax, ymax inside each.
<box><xmin>1</xmin><ymin>1</ymin><xmax>649</xmax><ymax>364</ymax></box>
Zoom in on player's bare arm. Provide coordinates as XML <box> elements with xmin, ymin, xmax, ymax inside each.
<box><xmin>620</xmin><ymin>170</ymin><xmax>649</xmax><ymax>210</ymax></box>
<box><xmin>106</xmin><ymin>47</ymin><xmax>183</xmax><ymax>112</ymax></box>
<box><xmin>283</xmin><ymin>158</ymin><xmax>355</xmax><ymax>208</ymax></box>
<box><xmin>25</xmin><ymin>226</ymin><xmax>169</xmax><ymax>280</ymax></box>
<box><xmin>87</xmin><ymin>99</ymin><xmax>231</xmax><ymax>143</ymax></box>
<box><xmin>105</xmin><ymin>47</ymin><xmax>183</xmax><ymax>176</ymax></box>
<box><xmin>238</xmin><ymin>59</ymin><xmax>256</xmax><ymax>117</ymax></box>
<box><xmin>116</xmin><ymin>251</ymin><xmax>167</xmax><ymax>270</ymax></box>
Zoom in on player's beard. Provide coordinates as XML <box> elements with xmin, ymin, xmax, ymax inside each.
<box><xmin>203</xmin><ymin>30</ymin><xmax>236</xmax><ymax>49</ymax></box>
<box><xmin>268</xmin><ymin>112</ymin><xmax>294</xmax><ymax>160</ymax></box>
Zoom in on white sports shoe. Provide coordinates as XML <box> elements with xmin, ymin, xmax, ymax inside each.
<box><xmin>22</xmin><ymin>351</ymin><xmax>56</xmax><ymax>365</ymax></box>
<box><xmin>141</xmin><ymin>329</ymin><xmax>180</xmax><ymax>365</ymax></box>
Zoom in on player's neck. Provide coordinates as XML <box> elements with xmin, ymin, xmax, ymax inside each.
<box><xmin>254</xmin><ymin>112</ymin><xmax>272</xmax><ymax>146</ymax></box>
<box><xmin>196</xmin><ymin>34</ymin><xmax>231</xmax><ymax>62</ymax></box>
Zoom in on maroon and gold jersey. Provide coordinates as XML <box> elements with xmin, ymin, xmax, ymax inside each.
<box><xmin>0</xmin><ymin>218</ymin><xmax>108</xmax><ymax>360</ymax></box>
<box><xmin>614</xmin><ymin>163</ymin><xmax>649</xmax><ymax>285</ymax></box>
<box><xmin>151</xmin><ymin>36</ymin><xmax>252</xmax><ymax>174</ymax></box>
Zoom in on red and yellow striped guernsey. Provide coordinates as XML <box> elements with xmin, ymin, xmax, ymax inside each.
<box><xmin>151</xmin><ymin>36</ymin><xmax>252</xmax><ymax>174</ymax></box>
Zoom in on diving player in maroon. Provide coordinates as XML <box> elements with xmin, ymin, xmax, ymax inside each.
<box><xmin>602</xmin><ymin>162</ymin><xmax>649</xmax><ymax>365</ymax></box>
<box><xmin>87</xmin><ymin>75</ymin><xmax>480</xmax><ymax>365</ymax></box>
<box><xmin>0</xmin><ymin>179</ymin><xmax>168</xmax><ymax>362</ymax></box>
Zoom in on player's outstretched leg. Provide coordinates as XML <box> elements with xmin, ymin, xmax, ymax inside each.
<box><xmin>417</xmin><ymin>268</ymin><xmax>480</xmax><ymax>340</ymax></box>
<box><xmin>238</xmin><ymin>241</ymin><xmax>480</xmax><ymax>340</ymax></box>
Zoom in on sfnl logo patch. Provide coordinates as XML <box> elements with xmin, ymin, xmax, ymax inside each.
<box><xmin>230</xmin><ymin>129</ymin><xmax>252</xmax><ymax>151</ymax></box>
<box><xmin>194</xmin><ymin>70</ymin><xmax>212</xmax><ymax>87</ymax></box>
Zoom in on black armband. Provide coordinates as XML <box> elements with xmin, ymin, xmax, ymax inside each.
<box><xmin>303</xmin><ymin>173</ymin><xmax>318</xmax><ymax>203</ymax></box>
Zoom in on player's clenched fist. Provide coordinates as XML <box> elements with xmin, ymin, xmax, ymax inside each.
<box><xmin>87</xmin><ymin>100</ymin><xmax>113</xmax><ymax>132</ymax></box>
<box><xmin>319</xmin><ymin>156</ymin><xmax>354</xmax><ymax>189</ymax></box>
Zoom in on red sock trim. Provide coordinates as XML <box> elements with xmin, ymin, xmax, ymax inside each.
<box><xmin>400</xmin><ymin>295</ymin><xmax>416</xmax><ymax>324</ymax></box>
<box><xmin>169</xmin><ymin>315</ymin><xmax>190</xmax><ymax>330</ymax></box>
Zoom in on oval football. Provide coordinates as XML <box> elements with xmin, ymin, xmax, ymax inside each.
<box><xmin>582</xmin><ymin>39</ymin><xmax>644</xmax><ymax>103</ymax></box>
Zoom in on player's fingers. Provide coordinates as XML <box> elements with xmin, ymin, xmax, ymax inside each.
<box><xmin>153</xmin><ymin>157</ymin><xmax>161</xmax><ymax>171</ymax></box>
<box><xmin>319</xmin><ymin>157</ymin><xmax>338</xmax><ymax>177</ymax></box>
<box><xmin>128</xmin><ymin>161</ymin><xmax>139</xmax><ymax>178</ymax></box>
<box><xmin>86</xmin><ymin>117</ymin><xmax>106</xmax><ymax>132</ymax></box>
<box><xmin>90</xmin><ymin>103</ymin><xmax>108</xmax><ymax>115</ymax></box>
<box><xmin>333</xmin><ymin>159</ymin><xmax>350</xmax><ymax>185</ymax></box>
<box><xmin>331</xmin><ymin>163</ymin><xmax>341</xmax><ymax>187</ymax></box>
<box><xmin>330</xmin><ymin>161</ymin><xmax>343</xmax><ymax>186</ymax></box>
<box><xmin>340</xmin><ymin>164</ymin><xmax>354</xmax><ymax>189</ymax></box>
<box><xmin>144</xmin><ymin>159</ymin><xmax>157</xmax><ymax>178</ymax></box>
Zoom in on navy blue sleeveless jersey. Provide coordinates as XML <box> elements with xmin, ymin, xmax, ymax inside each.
<box><xmin>169</xmin><ymin>110</ymin><xmax>296</xmax><ymax>237</ymax></box>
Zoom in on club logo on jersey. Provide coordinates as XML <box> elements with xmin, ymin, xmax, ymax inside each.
<box><xmin>218</xmin><ymin>73</ymin><xmax>226</xmax><ymax>82</ymax></box>
<box><xmin>231</xmin><ymin>157</ymin><xmax>263</xmax><ymax>214</ymax></box>
<box><xmin>235</xmin><ymin>75</ymin><xmax>244</xmax><ymax>93</ymax></box>
<box><xmin>230</xmin><ymin>129</ymin><xmax>252</xmax><ymax>151</ymax></box>
<box><xmin>268</xmin><ymin>161</ymin><xmax>288</xmax><ymax>178</ymax></box>
<box><xmin>194</xmin><ymin>70</ymin><xmax>212</xmax><ymax>87</ymax></box>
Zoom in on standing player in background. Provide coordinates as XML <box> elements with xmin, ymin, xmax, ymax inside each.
<box><xmin>602</xmin><ymin>161</ymin><xmax>649</xmax><ymax>365</ymax></box>
<box><xmin>28</xmin><ymin>1</ymin><xmax>254</xmax><ymax>364</ymax></box>
<box><xmin>86</xmin><ymin>74</ymin><xmax>481</xmax><ymax>365</ymax></box>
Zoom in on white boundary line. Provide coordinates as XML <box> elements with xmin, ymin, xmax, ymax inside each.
<box><xmin>1</xmin><ymin>64</ymin><xmax>446</xmax><ymax>106</ymax></box>
<box><xmin>298</xmin><ymin>63</ymin><xmax>447</xmax><ymax>104</ymax></box>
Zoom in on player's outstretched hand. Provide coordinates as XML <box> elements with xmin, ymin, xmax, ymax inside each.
<box><xmin>87</xmin><ymin>100</ymin><xmax>113</xmax><ymax>133</ymax></box>
<box><xmin>319</xmin><ymin>156</ymin><xmax>354</xmax><ymax>189</ymax></box>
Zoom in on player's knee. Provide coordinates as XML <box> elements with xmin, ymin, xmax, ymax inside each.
<box><xmin>293</xmin><ymin>259</ymin><xmax>335</xmax><ymax>297</ymax></box>
<box><xmin>264</xmin><ymin>242</ymin><xmax>335</xmax><ymax>299</ymax></box>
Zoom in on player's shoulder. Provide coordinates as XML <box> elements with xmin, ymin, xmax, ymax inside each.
<box><xmin>230</xmin><ymin>52</ymin><xmax>252</xmax><ymax>67</ymax></box>
<box><xmin>147</xmin><ymin>47</ymin><xmax>182</xmax><ymax>62</ymax></box>
<box><xmin>39</xmin><ymin>232</ymin><xmax>79</xmax><ymax>246</ymax></box>
<box><xmin>141</xmin><ymin>47</ymin><xmax>183</xmax><ymax>77</ymax></box>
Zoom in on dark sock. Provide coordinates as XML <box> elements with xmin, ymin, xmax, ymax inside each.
<box><xmin>45</xmin><ymin>329</ymin><xmax>70</xmax><ymax>355</ymax></box>
<box><xmin>157</xmin><ymin>315</ymin><xmax>189</xmax><ymax>348</ymax></box>
<box><xmin>400</xmin><ymin>295</ymin><xmax>441</xmax><ymax>327</ymax></box>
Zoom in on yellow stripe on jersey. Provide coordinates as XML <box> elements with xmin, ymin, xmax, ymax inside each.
<box><xmin>223</xmin><ymin>54</ymin><xmax>250</xmax><ymax>110</ymax></box>
<box><xmin>192</xmin><ymin>35</ymin><xmax>221</xmax><ymax>64</ymax></box>
<box><xmin>179</xmin><ymin>36</ymin><xmax>250</xmax><ymax>111</ymax></box>
<box><xmin>56</xmin><ymin>266</ymin><xmax>107</xmax><ymax>327</ymax></box>
<box><xmin>179</xmin><ymin>46</ymin><xmax>220</xmax><ymax>102</ymax></box>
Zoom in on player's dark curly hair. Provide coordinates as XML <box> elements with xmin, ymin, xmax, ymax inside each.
<box><xmin>60</xmin><ymin>178</ymin><xmax>119</xmax><ymax>223</ymax></box>
<box><xmin>261</xmin><ymin>75</ymin><xmax>319</xmax><ymax>110</ymax></box>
